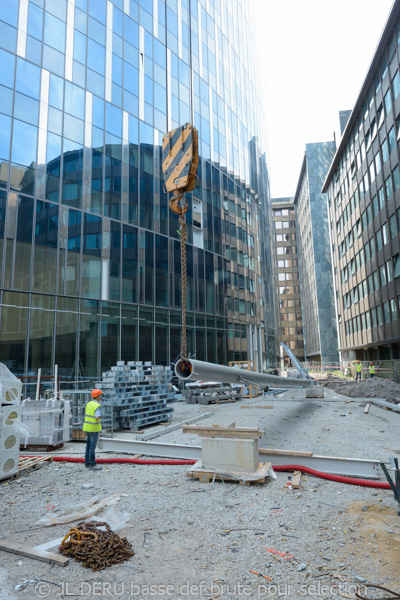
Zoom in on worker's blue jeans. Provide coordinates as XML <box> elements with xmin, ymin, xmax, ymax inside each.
<box><xmin>85</xmin><ymin>432</ymin><xmax>99</xmax><ymax>466</ymax></box>
<box><xmin>355</xmin><ymin>372</ymin><xmax>361</xmax><ymax>382</ymax></box>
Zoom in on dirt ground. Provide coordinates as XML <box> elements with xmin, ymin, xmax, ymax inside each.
<box><xmin>0</xmin><ymin>387</ymin><xmax>399</xmax><ymax>600</ymax></box>
<box><xmin>322</xmin><ymin>377</ymin><xmax>400</xmax><ymax>405</ymax></box>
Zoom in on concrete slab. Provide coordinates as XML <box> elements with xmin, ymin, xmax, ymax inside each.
<box><xmin>201</xmin><ymin>437</ymin><xmax>259</xmax><ymax>472</ymax></box>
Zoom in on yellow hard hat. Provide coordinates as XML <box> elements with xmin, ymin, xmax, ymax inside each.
<box><xmin>91</xmin><ymin>389</ymin><xmax>103</xmax><ymax>399</ymax></box>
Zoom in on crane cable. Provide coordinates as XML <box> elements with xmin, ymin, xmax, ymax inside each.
<box><xmin>179</xmin><ymin>209</ymin><xmax>188</xmax><ymax>361</ymax></box>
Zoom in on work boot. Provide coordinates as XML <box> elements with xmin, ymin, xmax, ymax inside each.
<box><xmin>89</xmin><ymin>464</ymin><xmax>102</xmax><ymax>470</ymax></box>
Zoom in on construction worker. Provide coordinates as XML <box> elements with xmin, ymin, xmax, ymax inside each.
<box><xmin>355</xmin><ymin>360</ymin><xmax>362</xmax><ymax>382</ymax></box>
<box><xmin>83</xmin><ymin>389</ymin><xmax>103</xmax><ymax>470</ymax></box>
<box><xmin>369</xmin><ymin>362</ymin><xmax>376</xmax><ymax>378</ymax></box>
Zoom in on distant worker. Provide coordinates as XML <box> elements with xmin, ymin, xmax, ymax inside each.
<box><xmin>355</xmin><ymin>360</ymin><xmax>362</xmax><ymax>383</ymax></box>
<box><xmin>83</xmin><ymin>389</ymin><xmax>103</xmax><ymax>470</ymax></box>
<box><xmin>369</xmin><ymin>362</ymin><xmax>376</xmax><ymax>378</ymax></box>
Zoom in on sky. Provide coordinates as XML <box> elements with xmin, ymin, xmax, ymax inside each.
<box><xmin>254</xmin><ymin>0</ymin><xmax>394</xmax><ymax>199</ymax></box>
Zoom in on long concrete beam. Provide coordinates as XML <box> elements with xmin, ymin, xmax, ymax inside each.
<box><xmin>174</xmin><ymin>359</ymin><xmax>315</xmax><ymax>388</ymax></box>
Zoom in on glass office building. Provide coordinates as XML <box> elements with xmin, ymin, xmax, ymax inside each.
<box><xmin>0</xmin><ymin>0</ymin><xmax>276</xmax><ymax>380</ymax></box>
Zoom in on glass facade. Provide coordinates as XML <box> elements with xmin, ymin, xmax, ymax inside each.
<box><xmin>323</xmin><ymin>1</ymin><xmax>400</xmax><ymax>361</ymax></box>
<box><xmin>294</xmin><ymin>142</ymin><xmax>339</xmax><ymax>364</ymax></box>
<box><xmin>0</xmin><ymin>0</ymin><xmax>276</xmax><ymax>380</ymax></box>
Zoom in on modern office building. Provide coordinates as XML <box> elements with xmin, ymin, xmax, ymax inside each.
<box><xmin>0</xmin><ymin>0</ymin><xmax>277</xmax><ymax>380</ymax></box>
<box><xmin>323</xmin><ymin>0</ymin><xmax>400</xmax><ymax>361</ymax></box>
<box><xmin>271</xmin><ymin>197</ymin><xmax>304</xmax><ymax>368</ymax></box>
<box><xmin>294</xmin><ymin>142</ymin><xmax>339</xmax><ymax>364</ymax></box>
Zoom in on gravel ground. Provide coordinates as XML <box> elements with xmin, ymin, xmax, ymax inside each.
<box><xmin>1</xmin><ymin>388</ymin><xmax>399</xmax><ymax>600</ymax></box>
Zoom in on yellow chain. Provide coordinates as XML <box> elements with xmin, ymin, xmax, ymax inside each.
<box><xmin>179</xmin><ymin>211</ymin><xmax>188</xmax><ymax>361</ymax></box>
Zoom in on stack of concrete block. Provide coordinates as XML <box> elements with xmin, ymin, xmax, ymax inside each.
<box><xmin>96</xmin><ymin>361</ymin><xmax>175</xmax><ymax>430</ymax></box>
<box><xmin>0</xmin><ymin>363</ymin><xmax>23</xmax><ymax>480</ymax></box>
<box><xmin>20</xmin><ymin>399</ymin><xmax>69</xmax><ymax>448</ymax></box>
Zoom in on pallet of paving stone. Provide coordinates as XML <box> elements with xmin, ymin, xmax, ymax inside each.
<box><xmin>183</xmin><ymin>386</ymin><xmax>242</xmax><ymax>405</ymax></box>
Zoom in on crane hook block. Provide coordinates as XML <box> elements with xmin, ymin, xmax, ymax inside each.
<box><xmin>169</xmin><ymin>194</ymin><xmax>188</xmax><ymax>216</ymax></box>
<box><xmin>162</xmin><ymin>123</ymin><xmax>199</xmax><ymax>197</ymax></box>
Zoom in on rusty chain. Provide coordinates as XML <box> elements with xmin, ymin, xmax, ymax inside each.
<box><xmin>59</xmin><ymin>521</ymin><xmax>134</xmax><ymax>570</ymax></box>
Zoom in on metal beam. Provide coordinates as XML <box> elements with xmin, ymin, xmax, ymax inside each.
<box><xmin>99</xmin><ymin>438</ymin><xmax>382</xmax><ymax>479</ymax></box>
<box><xmin>140</xmin><ymin>411</ymin><xmax>214</xmax><ymax>441</ymax></box>
<box><xmin>100</xmin><ymin>437</ymin><xmax>202</xmax><ymax>460</ymax></box>
<box><xmin>371</xmin><ymin>399</ymin><xmax>400</xmax><ymax>412</ymax></box>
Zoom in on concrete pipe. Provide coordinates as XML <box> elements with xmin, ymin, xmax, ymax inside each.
<box><xmin>175</xmin><ymin>359</ymin><xmax>315</xmax><ymax>388</ymax></box>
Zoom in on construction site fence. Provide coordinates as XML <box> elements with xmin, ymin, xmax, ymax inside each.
<box><xmin>297</xmin><ymin>360</ymin><xmax>399</xmax><ymax>382</ymax></box>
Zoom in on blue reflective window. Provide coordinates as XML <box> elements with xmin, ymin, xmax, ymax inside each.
<box><xmin>89</xmin><ymin>0</ymin><xmax>106</xmax><ymax>23</ymax></box>
<box><xmin>16</xmin><ymin>58</ymin><xmax>41</xmax><ymax>99</ymax></box>
<box><xmin>14</xmin><ymin>92</ymin><xmax>39</xmax><ymax>126</ymax></box>
<box><xmin>49</xmin><ymin>73</ymin><xmax>64</xmax><ymax>109</ymax></box>
<box><xmin>65</xmin><ymin>82</ymin><xmax>85</xmax><ymax>119</ymax></box>
<box><xmin>124</xmin><ymin>90</ymin><xmax>138</xmax><ymax>116</ymax></box>
<box><xmin>124</xmin><ymin>15</ymin><xmax>138</xmax><ymax>48</ymax></box>
<box><xmin>44</xmin><ymin>12</ymin><xmax>66</xmax><ymax>53</ymax></box>
<box><xmin>124</xmin><ymin>41</ymin><xmax>138</xmax><ymax>67</ymax></box>
<box><xmin>124</xmin><ymin>63</ymin><xmax>139</xmax><ymax>95</ymax></box>
<box><xmin>0</xmin><ymin>21</ymin><xmax>17</xmax><ymax>53</ymax></box>
<box><xmin>112</xmin><ymin>54</ymin><xmax>123</xmax><ymax>85</ymax></box>
<box><xmin>64</xmin><ymin>114</ymin><xmax>84</xmax><ymax>144</ymax></box>
<box><xmin>43</xmin><ymin>44</ymin><xmax>65</xmax><ymax>76</ymax></box>
<box><xmin>154</xmin><ymin>39</ymin><xmax>166</xmax><ymax>69</ymax></box>
<box><xmin>87</xmin><ymin>38</ymin><xmax>105</xmax><ymax>75</ymax></box>
<box><xmin>76</xmin><ymin>0</ymin><xmax>87</xmax><ymax>11</ymax></box>
<box><xmin>145</xmin><ymin>31</ymin><xmax>153</xmax><ymax>59</ymax></box>
<box><xmin>140</xmin><ymin>121</ymin><xmax>153</xmax><ymax>145</ymax></box>
<box><xmin>75</xmin><ymin>7</ymin><xmax>87</xmax><ymax>33</ymax></box>
<box><xmin>47</xmin><ymin>132</ymin><xmax>62</xmax><ymax>162</ymax></box>
<box><xmin>26</xmin><ymin>36</ymin><xmax>42</xmax><ymax>65</ymax></box>
<box><xmin>28</xmin><ymin>3</ymin><xmax>43</xmax><ymax>40</ymax></box>
<box><xmin>144</xmin><ymin>76</ymin><xmax>153</xmax><ymax>105</ymax></box>
<box><xmin>12</xmin><ymin>120</ymin><xmax>38</xmax><ymax>166</ymax></box>
<box><xmin>88</xmin><ymin>16</ymin><xmax>105</xmax><ymax>45</ymax></box>
<box><xmin>154</xmin><ymin>82</ymin><xmax>166</xmax><ymax>113</ymax></box>
<box><xmin>0</xmin><ymin>85</ymin><xmax>13</xmax><ymax>116</ymax></box>
<box><xmin>0</xmin><ymin>48</ymin><xmax>15</xmax><ymax>89</ymax></box>
<box><xmin>35</xmin><ymin>200</ymin><xmax>58</xmax><ymax>246</ymax></box>
<box><xmin>87</xmin><ymin>68</ymin><xmax>104</xmax><ymax>96</ymax></box>
<box><xmin>167</xmin><ymin>8</ymin><xmax>178</xmax><ymax>36</ymax></box>
<box><xmin>128</xmin><ymin>116</ymin><xmax>138</xmax><ymax>144</ymax></box>
<box><xmin>1</xmin><ymin>0</ymin><xmax>19</xmax><ymax>27</ymax></box>
<box><xmin>74</xmin><ymin>30</ymin><xmax>87</xmax><ymax>64</ymax></box>
<box><xmin>105</xmin><ymin>103</ymin><xmax>122</xmax><ymax>136</ymax></box>
<box><xmin>113</xmin><ymin>6</ymin><xmax>123</xmax><ymax>35</ymax></box>
<box><xmin>0</xmin><ymin>113</ymin><xmax>11</xmax><ymax>160</ymax></box>
<box><xmin>92</xmin><ymin>96</ymin><xmax>104</xmax><ymax>128</ymax></box>
<box><xmin>46</xmin><ymin>0</ymin><xmax>67</xmax><ymax>21</ymax></box>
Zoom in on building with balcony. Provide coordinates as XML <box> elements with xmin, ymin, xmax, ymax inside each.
<box><xmin>0</xmin><ymin>0</ymin><xmax>277</xmax><ymax>380</ymax></box>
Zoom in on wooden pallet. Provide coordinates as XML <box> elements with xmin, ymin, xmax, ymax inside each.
<box><xmin>187</xmin><ymin>462</ymin><xmax>272</xmax><ymax>487</ymax></box>
<box><xmin>1</xmin><ymin>456</ymin><xmax>51</xmax><ymax>483</ymax></box>
<box><xmin>20</xmin><ymin>442</ymin><xmax>63</xmax><ymax>452</ymax></box>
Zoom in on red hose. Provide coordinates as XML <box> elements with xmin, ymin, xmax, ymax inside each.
<box><xmin>20</xmin><ymin>455</ymin><xmax>391</xmax><ymax>489</ymax></box>
<box><xmin>273</xmin><ymin>464</ymin><xmax>390</xmax><ymax>489</ymax></box>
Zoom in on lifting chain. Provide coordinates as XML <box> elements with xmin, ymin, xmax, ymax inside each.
<box><xmin>59</xmin><ymin>521</ymin><xmax>134</xmax><ymax>571</ymax></box>
<box><xmin>179</xmin><ymin>208</ymin><xmax>188</xmax><ymax>362</ymax></box>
